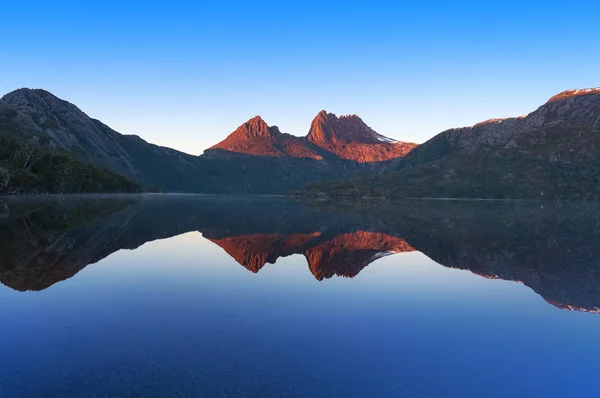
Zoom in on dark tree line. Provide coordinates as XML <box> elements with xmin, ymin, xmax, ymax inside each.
<box><xmin>0</xmin><ymin>134</ymin><xmax>140</xmax><ymax>195</ymax></box>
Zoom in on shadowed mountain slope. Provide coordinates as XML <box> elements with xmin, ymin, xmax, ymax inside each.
<box><xmin>0</xmin><ymin>89</ymin><xmax>206</xmax><ymax>192</ymax></box>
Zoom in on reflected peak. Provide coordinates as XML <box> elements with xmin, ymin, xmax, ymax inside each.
<box><xmin>2</xmin><ymin>196</ymin><xmax>600</xmax><ymax>315</ymax></box>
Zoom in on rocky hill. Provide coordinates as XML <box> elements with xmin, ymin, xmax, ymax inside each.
<box><xmin>302</xmin><ymin>88</ymin><xmax>600</xmax><ymax>199</ymax></box>
<box><xmin>0</xmin><ymin>89</ymin><xmax>205</xmax><ymax>192</ymax></box>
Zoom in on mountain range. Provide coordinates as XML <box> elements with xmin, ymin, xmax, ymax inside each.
<box><xmin>1</xmin><ymin>87</ymin><xmax>599</xmax><ymax>198</ymax></box>
<box><xmin>303</xmin><ymin>88</ymin><xmax>600</xmax><ymax>199</ymax></box>
<box><xmin>0</xmin><ymin>88</ymin><xmax>414</xmax><ymax>194</ymax></box>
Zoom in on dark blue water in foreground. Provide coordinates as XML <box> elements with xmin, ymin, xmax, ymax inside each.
<box><xmin>1</xmin><ymin>195</ymin><xmax>600</xmax><ymax>397</ymax></box>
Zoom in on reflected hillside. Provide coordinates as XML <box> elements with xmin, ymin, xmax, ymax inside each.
<box><xmin>308</xmin><ymin>199</ymin><xmax>600</xmax><ymax>313</ymax></box>
<box><xmin>0</xmin><ymin>195</ymin><xmax>364</xmax><ymax>290</ymax></box>
<box><xmin>1</xmin><ymin>195</ymin><xmax>600</xmax><ymax>313</ymax></box>
<box><xmin>208</xmin><ymin>231</ymin><xmax>413</xmax><ymax>279</ymax></box>
<box><xmin>304</xmin><ymin>232</ymin><xmax>413</xmax><ymax>280</ymax></box>
<box><xmin>0</xmin><ymin>196</ymin><xmax>139</xmax><ymax>291</ymax></box>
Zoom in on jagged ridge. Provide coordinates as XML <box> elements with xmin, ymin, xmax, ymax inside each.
<box><xmin>206</xmin><ymin>110</ymin><xmax>417</xmax><ymax>163</ymax></box>
<box><xmin>207</xmin><ymin>116</ymin><xmax>323</xmax><ymax>159</ymax></box>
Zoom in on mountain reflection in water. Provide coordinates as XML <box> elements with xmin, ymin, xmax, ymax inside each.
<box><xmin>1</xmin><ymin>194</ymin><xmax>599</xmax><ymax>313</ymax></box>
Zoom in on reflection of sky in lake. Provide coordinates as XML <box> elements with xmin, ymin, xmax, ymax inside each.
<box><xmin>1</xmin><ymin>231</ymin><xmax>600</xmax><ymax>397</ymax></box>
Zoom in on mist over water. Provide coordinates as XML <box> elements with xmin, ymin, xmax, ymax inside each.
<box><xmin>1</xmin><ymin>194</ymin><xmax>600</xmax><ymax>397</ymax></box>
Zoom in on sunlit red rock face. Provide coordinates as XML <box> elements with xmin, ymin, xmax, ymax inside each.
<box><xmin>205</xmin><ymin>112</ymin><xmax>416</xmax><ymax>162</ymax></box>
<box><xmin>307</xmin><ymin>111</ymin><xmax>417</xmax><ymax>162</ymax></box>
<box><xmin>206</xmin><ymin>116</ymin><xmax>323</xmax><ymax>159</ymax></box>
<box><xmin>208</xmin><ymin>231</ymin><xmax>414</xmax><ymax>279</ymax></box>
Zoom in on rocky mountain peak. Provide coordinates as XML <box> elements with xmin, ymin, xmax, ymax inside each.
<box><xmin>207</xmin><ymin>110</ymin><xmax>416</xmax><ymax>162</ymax></box>
<box><xmin>2</xmin><ymin>88</ymin><xmax>48</xmax><ymax>102</ymax></box>
<box><xmin>230</xmin><ymin>116</ymin><xmax>281</xmax><ymax>139</ymax></box>
<box><xmin>1</xmin><ymin>88</ymin><xmax>76</xmax><ymax>112</ymax></box>
<box><xmin>307</xmin><ymin>110</ymin><xmax>393</xmax><ymax>145</ymax></box>
<box><xmin>305</xmin><ymin>110</ymin><xmax>416</xmax><ymax>162</ymax></box>
<box><xmin>0</xmin><ymin>88</ymin><xmax>101</xmax><ymax>133</ymax></box>
<box><xmin>206</xmin><ymin>115</ymin><xmax>323</xmax><ymax>159</ymax></box>
<box><xmin>0</xmin><ymin>87</ymin><xmax>145</xmax><ymax>177</ymax></box>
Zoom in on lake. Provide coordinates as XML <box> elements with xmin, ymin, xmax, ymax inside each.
<box><xmin>1</xmin><ymin>194</ymin><xmax>600</xmax><ymax>397</ymax></box>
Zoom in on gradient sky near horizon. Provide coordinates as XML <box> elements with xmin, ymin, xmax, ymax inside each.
<box><xmin>2</xmin><ymin>1</ymin><xmax>599</xmax><ymax>154</ymax></box>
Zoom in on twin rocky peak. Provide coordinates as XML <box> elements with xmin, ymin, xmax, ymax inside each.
<box><xmin>206</xmin><ymin>110</ymin><xmax>417</xmax><ymax>163</ymax></box>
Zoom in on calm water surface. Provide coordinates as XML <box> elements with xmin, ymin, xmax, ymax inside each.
<box><xmin>1</xmin><ymin>195</ymin><xmax>600</xmax><ymax>397</ymax></box>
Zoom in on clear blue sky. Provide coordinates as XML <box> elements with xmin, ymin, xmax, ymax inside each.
<box><xmin>1</xmin><ymin>1</ymin><xmax>599</xmax><ymax>154</ymax></box>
